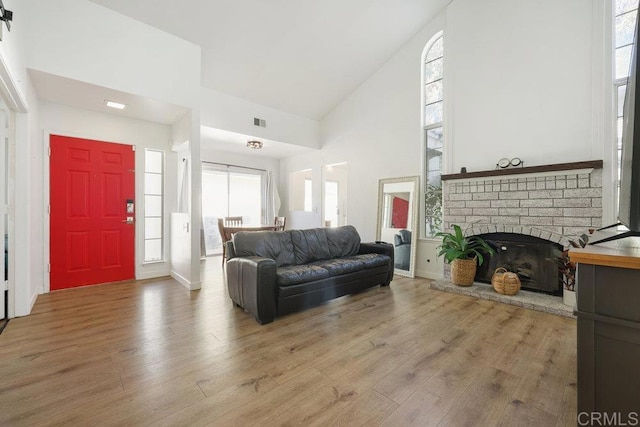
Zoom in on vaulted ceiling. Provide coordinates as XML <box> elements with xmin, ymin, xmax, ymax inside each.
<box><xmin>88</xmin><ymin>0</ymin><xmax>450</xmax><ymax>120</ymax></box>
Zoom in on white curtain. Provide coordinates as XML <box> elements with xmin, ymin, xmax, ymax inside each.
<box><xmin>178</xmin><ymin>157</ymin><xmax>189</xmax><ymax>213</ymax></box>
<box><xmin>263</xmin><ymin>171</ymin><xmax>281</xmax><ymax>224</ymax></box>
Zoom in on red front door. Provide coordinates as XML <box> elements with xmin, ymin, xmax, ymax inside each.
<box><xmin>50</xmin><ymin>135</ymin><xmax>135</xmax><ymax>290</ymax></box>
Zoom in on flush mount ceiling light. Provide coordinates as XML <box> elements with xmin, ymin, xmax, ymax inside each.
<box><xmin>105</xmin><ymin>100</ymin><xmax>126</xmax><ymax>110</ymax></box>
<box><xmin>246</xmin><ymin>140</ymin><xmax>263</xmax><ymax>149</ymax></box>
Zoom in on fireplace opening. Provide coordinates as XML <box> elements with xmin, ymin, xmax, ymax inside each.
<box><xmin>475</xmin><ymin>233</ymin><xmax>563</xmax><ymax>295</ymax></box>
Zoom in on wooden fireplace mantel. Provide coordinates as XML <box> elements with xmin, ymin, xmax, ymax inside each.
<box><xmin>441</xmin><ymin>160</ymin><xmax>603</xmax><ymax>181</ymax></box>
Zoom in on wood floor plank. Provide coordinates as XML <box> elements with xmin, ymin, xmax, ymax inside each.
<box><xmin>437</xmin><ymin>367</ymin><xmax>521</xmax><ymax>426</ymax></box>
<box><xmin>202</xmin><ymin>368</ymin><xmax>333</xmax><ymax>426</ymax></box>
<box><xmin>43</xmin><ymin>377</ymin><xmax>205</xmax><ymax>426</ymax></box>
<box><xmin>488</xmin><ymin>309</ymin><xmax>552</xmax><ymax>377</ymax></box>
<box><xmin>497</xmin><ymin>397</ymin><xmax>558</xmax><ymax>427</ymax></box>
<box><xmin>0</xmin><ymin>374</ymin><xmax>124</xmax><ymax>426</ymax></box>
<box><xmin>0</xmin><ymin>260</ymin><xmax>577</xmax><ymax>425</ymax></box>
<box><xmin>372</xmin><ymin>323</ymin><xmax>469</xmax><ymax>405</ymax></box>
<box><xmin>261</xmin><ymin>381</ymin><xmax>361</xmax><ymax>426</ymax></box>
<box><xmin>327</xmin><ymin>389</ymin><xmax>399</xmax><ymax>427</ymax></box>
<box><xmin>510</xmin><ymin>319</ymin><xmax>576</xmax><ymax>417</ymax></box>
<box><xmin>380</xmin><ymin>350</ymin><xmax>485</xmax><ymax>426</ymax></box>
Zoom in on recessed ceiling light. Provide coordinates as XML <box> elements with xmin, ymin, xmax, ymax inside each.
<box><xmin>247</xmin><ymin>140</ymin><xmax>263</xmax><ymax>149</ymax></box>
<box><xmin>105</xmin><ymin>100</ymin><xmax>126</xmax><ymax>110</ymax></box>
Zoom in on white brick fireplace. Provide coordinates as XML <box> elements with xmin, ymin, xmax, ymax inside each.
<box><xmin>442</xmin><ymin>162</ymin><xmax>603</xmax><ymax>247</ymax></box>
<box><xmin>437</xmin><ymin>161</ymin><xmax>603</xmax><ymax>302</ymax></box>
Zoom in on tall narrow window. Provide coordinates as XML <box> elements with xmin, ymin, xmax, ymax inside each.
<box><xmin>424</xmin><ymin>33</ymin><xmax>444</xmax><ymax>237</ymax></box>
<box><xmin>144</xmin><ymin>149</ymin><xmax>164</xmax><ymax>262</ymax></box>
<box><xmin>614</xmin><ymin>0</ymin><xmax>639</xmax><ymax>216</ymax></box>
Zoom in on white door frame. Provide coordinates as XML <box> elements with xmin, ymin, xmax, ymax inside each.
<box><xmin>0</xmin><ymin>54</ymin><xmax>28</xmax><ymax>319</ymax></box>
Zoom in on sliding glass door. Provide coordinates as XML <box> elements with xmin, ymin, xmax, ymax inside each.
<box><xmin>202</xmin><ymin>164</ymin><xmax>264</xmax><ymax>256</ymax></box>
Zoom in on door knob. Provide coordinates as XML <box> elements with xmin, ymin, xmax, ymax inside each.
<box><xmin>121</xmin><ymin>217</ymin><xmax>134</xmax><ymax>224</ymax></box>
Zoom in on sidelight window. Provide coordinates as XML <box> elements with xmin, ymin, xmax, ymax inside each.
<box><xmin>144</xmin><ymin>149</ymin><xmax>164</xmax><ymax>262</ymax></box>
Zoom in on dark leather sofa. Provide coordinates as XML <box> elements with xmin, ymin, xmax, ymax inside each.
<box><xmin>394</xmin><ymin>229</ymin><xmax>411</xmax><ymax>270</ymax></box>
<box><xmin>225</xmin><ymin>225</ymin><xmax>394</xmax><ymax>324</ymax></box>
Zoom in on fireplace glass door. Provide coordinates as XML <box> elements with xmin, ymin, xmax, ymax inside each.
<box><xmin>475</xmin><ymin>233</ymin><xmax>563</xmax><ymax>295</ymax></box>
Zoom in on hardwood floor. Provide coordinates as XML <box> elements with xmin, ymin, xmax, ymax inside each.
<box><xmin>0</xmin><ymin>259</ymin><xmax>577</xmax><ymax>426</ymax></box>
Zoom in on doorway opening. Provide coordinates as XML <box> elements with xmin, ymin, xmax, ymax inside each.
<box><xmin>322</xmin><ymin>163</ymin><xmax>347</xmax><ymax>227</ymax></box>
<box><xmin>201</xmin><ymin>163</ymin><xmax>265</xmax><ymax>256</ymax></box>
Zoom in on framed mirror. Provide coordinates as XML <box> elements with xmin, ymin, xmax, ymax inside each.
<box><xmin>376</xmin><ymin>176</ymin><xmax>419</xmax><ymax>278</ymax></box>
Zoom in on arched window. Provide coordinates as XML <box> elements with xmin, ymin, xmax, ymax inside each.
<box><xmin>423</xmin><ymin>33</ymin><xmax>444</xmax><ymax>237</ymax></box>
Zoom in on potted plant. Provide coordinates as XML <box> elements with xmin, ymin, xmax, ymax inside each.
<box><xmin>436</xmin><ymin>224</ymin><xmax>495</xmax><ymax>286</ymax></box>
<box><xmin>560</xmin><ymin>233</ymin><xmax>590</xmax><ymax>306</ymax></box>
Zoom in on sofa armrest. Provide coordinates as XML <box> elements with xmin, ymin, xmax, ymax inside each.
<box><xmin>359</xmin><ymin>242</ymin><xmax>394</xmax><ymax>285</ymax></box>
<box><xmin>226</xmin><ymin>256</ymin><xmax>278</xmax><ymax>324</ymax></box>
<box><xmin>359</xmin><ymin>241</ymin><xmax>394</xmax><ymax>258</ymax></box>
<box><xmin>225</xmin><ymin>240</ymin><xmax>236</xmax><ymax>260</ymax></box>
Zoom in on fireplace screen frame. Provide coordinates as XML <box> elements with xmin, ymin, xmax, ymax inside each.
<box><xmin>474</xmin><ymin>233</ymin><xmax>563</xmax><ymax>295</ymax></box>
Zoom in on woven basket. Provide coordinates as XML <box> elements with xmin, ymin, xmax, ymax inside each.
<box><xmin>491</xmin><ymin>267</ymin><xmax>521</xmax><ymax>295</ymax></box>
<box><xmin>450</xmin><ymin>258</ymin><xmax>477</xmax><ymax>287</ymax></box>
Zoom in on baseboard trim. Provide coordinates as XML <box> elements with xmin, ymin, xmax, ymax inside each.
<box><xmin>170</xmin><ymin>271</ymin><xmax>201</xmax><ymax>290</ymax></box>
<box><xmin>137</xmin><ymin>269</ymin><xmax>171</xmax><ymax>281</ymax></box>
<box><xmin>415</xmin><ymin>270</ymin><xmax>443</xmax><ymax>280</ymax></box>
<box><xmin>27</xmin><ymin>286</ymin><xmax>42</xmax><ymax>314</ymax></box>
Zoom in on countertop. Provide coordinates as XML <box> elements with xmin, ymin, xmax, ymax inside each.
<box><xmin>569</xmin><ymin>226</ymin><xmax>640</xmax><ymax>270</ymax></box>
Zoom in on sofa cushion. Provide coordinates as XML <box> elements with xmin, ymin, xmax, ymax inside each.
<box><xmin>346</xmin><ymin>253</ymin><xmax>391</xmax><ymax>269</ymax></box>
<box><xmin>290</xmin><ymin>229</ymin><xmax>331</xmax><ymax>264</ymax></box>
<box><xmin>312</xmin><ymin>258</ymin><xmax>364</xmax><ymax>276</ymax></box>
<box><xmin>233</xmin><ymin>231</ymin><xmax>295</xmax><ymax>267</ymax></box>
<box><xmin>325</xmin><ymin>225</ymin><xmax>361</xmax><ymax>258</ymax></box>
<box><xmin>276</xmin><ymin>265</ymin><xmax>330</xmax><ymax>286</ymax></box>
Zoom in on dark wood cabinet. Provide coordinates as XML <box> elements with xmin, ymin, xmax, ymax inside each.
<box><xmin>570</xmin><ymin>233</ymin><xmax>640</xmax><ymax>418</ymax></box>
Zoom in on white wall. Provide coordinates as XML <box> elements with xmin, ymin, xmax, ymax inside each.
<box><xmin>281</xmin><ymin>0</ymin><xmax>603</xmax><ymax>280</ymax></box>
<box><xmin>11</xmin><ymin>76</ymin><xmax>38</xmax><ymax>316</ymax></box>
<box><xmin>201</xmin><ymin>146</ymin><xmax>281</xmax><ymax>185</ymax></box>
<box><xmin>23</xmin><ymin>0</ymin><xmax>204</xmax><ymax>294</ymax></box>
<box><xmin>200</xmin><ymin>87</ymin><xmax>320</xmax><ymax>149</ymax></box>
<box><xmin>24</xmin><ymin>78</ymin><xmax>41</xmax><ymax>313</ymax></box>
<box><xmin>38</xmin><ymin>101</ymin><xmax>177</xmax><ymax>284</ymax></box>
<box><xmin>0</xmin><ymin>0</ymin><xmax>36</xmax><ymax>316</ymax></box>
<box><xmin>281</xmin><ymin>12</ymin><xmax>446</xmax><ymax>279</ymax></box>
<box><xmin>168</xmin><ymin>115</ymin><xmax>192</xmax><ymax>288</ymax></box>
<box><xmin>446</xmin><ymin>0</ymin><xmax>594</xmax><ymax>172</ymax></box>
<box><xmin>0</xmin><ymin>0</ymin><xmax>28</xmax><ymax>109</ymax></box>
<box><xmin>23</xmin><ymin>0</ymin><xmax>201</xmax><ymax>108</ymax></box>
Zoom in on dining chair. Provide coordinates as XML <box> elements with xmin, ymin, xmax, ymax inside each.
<box><xmin>274</xmin><ymin>216</ymin><xmax>286</xmax><ymax>231</ymax></box>
<box><xmin>224</xmin><ymin>216</ymin><xmax>243</xmax><ymax>227</ymax></box>
<box><xmin>218</xmin><ymin>218</ymin><xmax>234</xmax><ymax>266</ymax></box>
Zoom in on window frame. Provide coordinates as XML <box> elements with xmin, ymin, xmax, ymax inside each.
<box><xmin>613</xmin><ymin>0</ymin><xmax>639</xmax><ymax>221</ymax></box>
<box><xmin>143</xmin><ymin>149</ymin><xmax>165</xmax><ymax>264</ymax></box>
<box><xmin>422</xmin><ymin>31</ymin><xmax>445</xmax><ymax>239</ymax></box>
